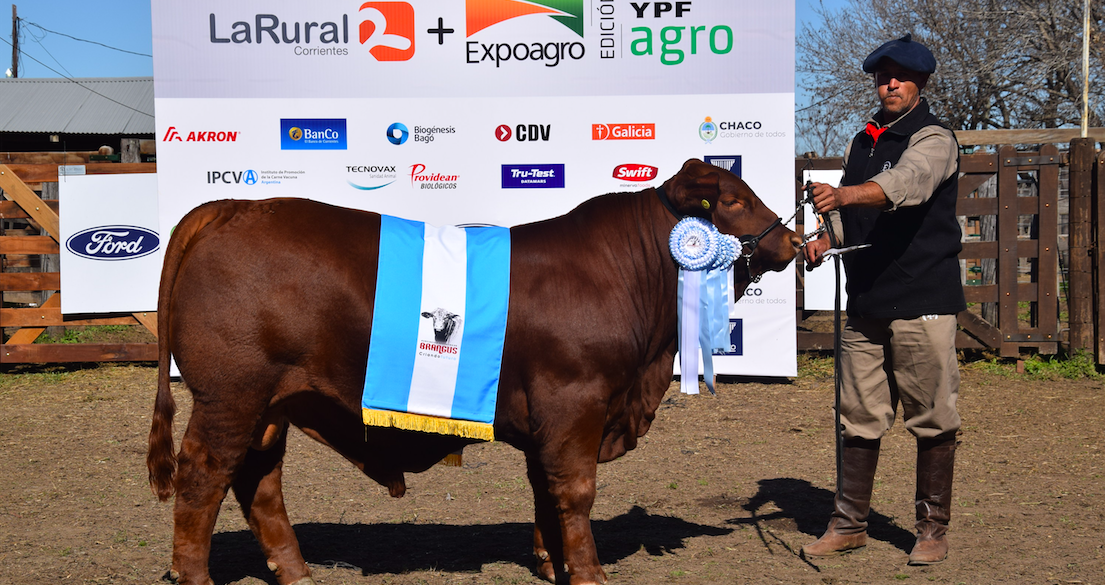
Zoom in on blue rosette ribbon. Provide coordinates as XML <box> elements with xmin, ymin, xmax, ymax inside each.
<box><xmin>670</xmin><ymin>218</ymin><xmax>738</xmax><ymax>395</ymax></box>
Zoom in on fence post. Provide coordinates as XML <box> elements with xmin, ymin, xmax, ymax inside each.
<box><xmin>1069</xmin><ymin>138</ymin><xmax>1094</xmax><ymax>356</ymax></box>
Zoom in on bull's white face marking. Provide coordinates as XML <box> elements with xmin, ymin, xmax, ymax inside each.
<box><xmin>421</xmin><ymin>307</ymin><xmax>461</xmax><ymax>344</ymax></box>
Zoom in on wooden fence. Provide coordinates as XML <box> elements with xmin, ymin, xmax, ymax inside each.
<box><xmin>0</xmin><ymin>152</ymin><xmax>157</xmax><ymax>364</ymax></box>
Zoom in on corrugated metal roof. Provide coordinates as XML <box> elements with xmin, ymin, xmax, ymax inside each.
<box><xmin>0</xmin><ymin>77</ymin><xmax>154</xmax><ymax>135</ymax></box>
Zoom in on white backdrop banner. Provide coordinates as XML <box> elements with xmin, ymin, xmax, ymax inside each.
<box><xmin>59</xmin><ymin>173</ymin><xmax>161</xmax><ymax>314</ymax></box>
<box><xmin>151</xmin><ymin>0</ymin><xmax>797</xmax><ymax>376</ymax></box>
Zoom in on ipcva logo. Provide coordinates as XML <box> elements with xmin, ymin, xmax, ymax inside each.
<box><xmin>466</xmin><ymin>0</ymin><xmax>584</xmax><ymax>37</ymax></box>
<box><xmin>66</xmin><ymin>226</ymin><xmax>160</xmax><ymax>261</ymax></box>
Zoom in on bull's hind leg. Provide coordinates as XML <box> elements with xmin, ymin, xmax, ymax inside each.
<box><xmin>525</xmin><ymin>452</ymin><xmax>563</xmax><ymax>583</ymax></box>
<box><xmin>232</xmin><ymin>422</ymin><xmax>315</xmax><ymax>585</ymax></box>
<box><xmin>169</xmin><ymin>401</ymin><xmax>262</xmax><ymax>585</ymax></box>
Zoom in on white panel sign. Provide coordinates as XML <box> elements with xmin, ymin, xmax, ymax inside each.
<box><xmin>152</xmin><ymin>0</ymin><xmax>797</xmax><ymax>376</ymax></box>
<box><xmin>59</xmin><ymin>174</ymin><xmax>161</xmax><ymax>314</ymax></box>
<box><xmin>802</xmin><ymin>169</ymin><xmax>847</xmax><ymax>312</ymax></box>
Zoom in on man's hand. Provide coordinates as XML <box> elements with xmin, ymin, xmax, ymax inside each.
<box><xmin>808</xmin><ymin>181</ymin><xmax>891</xmax><ymax>213</ymax></box>
<box><xmin>804</xmin><ymin>232</ymin><xmax>831</xmax><ymax>269</ymax></box>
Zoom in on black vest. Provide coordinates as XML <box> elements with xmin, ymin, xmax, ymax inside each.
<box><xmin>840</xmin><ymin>99</ymin><xmax>966</xmax><ymax>318</ymax></box>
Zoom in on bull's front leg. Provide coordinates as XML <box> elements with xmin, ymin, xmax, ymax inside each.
<box><xmin>231</xmin><ymin>423</ymin><xmax>315</xmax><ymax>585</ymax></box>
<box><xmin>526</xmin><ymin>431</ymin><xmax>606</xmax><ymax>584</ymax></box>
<box><xmin>525</xmin><ymin>452</ymin><xmax>562</xmax><ymax>583</ymax></box>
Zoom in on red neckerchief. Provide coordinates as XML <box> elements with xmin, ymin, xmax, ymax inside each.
<box><xmin>865</xmin><ymin>122</ymin><xmax>888</xmax><ymax>145</ymax></box>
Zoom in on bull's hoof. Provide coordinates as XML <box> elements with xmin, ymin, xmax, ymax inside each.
<box><xmin>534</xmin><ymin>549</ymin><xmax>556</xmax><ymax>583</ymax></box>
<box><xmin>286</xmin><ymin>578</ymin><xmax>318</xmax><ymax>585</ymax></box>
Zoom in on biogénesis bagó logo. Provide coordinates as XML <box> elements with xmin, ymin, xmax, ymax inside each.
<box><xmin>207</xmin><ymin>2</ymin><xmax>415</xmax><ymax>60</ymax></box>
<box><xmin>386</xmin><ymin>122</ymin><xmax>455</xmax><ymax>145</ymax></box>
<box><xmin>281</xmin><ymin>119</ymin><xmax>347</xmax><ymax>150</ymax></box>
<box><xmin>466</xmin><ymin>0</ymin><xmax>585</xmax><ymax>67</ymax></box>
<box><xmin>66</xmin><ymin>226</ymin><xmax>159</xmax><ymax>261</ymax></box>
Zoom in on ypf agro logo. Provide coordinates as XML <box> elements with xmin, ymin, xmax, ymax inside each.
<box><xmin>465</xmin><ymin>0</ymin><xmax>585</xmax><ymax>68</ymax></box>
<box><xmin>65</xmin><ymin>226</ymin><xmax>160</xmax><ymax>261</ymax></box>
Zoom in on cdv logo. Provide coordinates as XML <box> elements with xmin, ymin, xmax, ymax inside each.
<box><xmin>359</xmin><ymin>2</ymin><xmax>415</xmax><ymax>61</ymax></box>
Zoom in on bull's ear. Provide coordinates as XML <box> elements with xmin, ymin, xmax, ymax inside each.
<box><xmin>665</xmin><ymin>160</ymin><xmax>720</xmax><ymax>218</ymax></box>
<box><xmin>421</xmin><ymin>311</ymin><xmax>432</xmax><ymax>318</ymax></box>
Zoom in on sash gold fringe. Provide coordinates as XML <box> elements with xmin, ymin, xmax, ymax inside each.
<box><xmin>362</xmin><ymin>409</ymin><xmax>495</xmax><ymax>442</ymax></box>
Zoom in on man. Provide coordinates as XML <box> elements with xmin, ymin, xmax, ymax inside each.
<box><xmin>801</xmin><ymin>34</ymin><xmax>965</xmax><ymax>566</ymax></box>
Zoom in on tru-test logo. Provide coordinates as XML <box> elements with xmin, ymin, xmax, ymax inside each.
<box><xmin>208</xmin><ymin>2</ymin><xmax>415</xmax><ymax>61</ymax></box>
<box><xmin>465</xmin><ymin>0</ymin><xmax>585</xmax><ymax>68</ymax></box>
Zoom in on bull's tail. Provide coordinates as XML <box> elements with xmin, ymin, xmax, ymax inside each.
<box><xmin>147</xmin><ymin>202</ymin><xmax>231</xmax><ymax>501</ymax></box>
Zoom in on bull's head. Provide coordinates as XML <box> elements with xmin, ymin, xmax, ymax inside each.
<box><xmin>421</xmin><ymin>308</ymin><xmax>461</xmax><ymax>344</ymax></box>
<box><xmin>662</xmin><ymin>158</ymin><xmax>802</xmax><ymax>285</ymax></box>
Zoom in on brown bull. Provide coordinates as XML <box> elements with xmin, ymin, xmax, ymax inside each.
<box><xmin>147</xmin><ymin>158</ymin><xmax>801</xmax><ymax>585</ymax></box>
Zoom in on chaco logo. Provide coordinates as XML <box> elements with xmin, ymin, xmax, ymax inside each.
<box><xmin>206</xmin><ymin>2</ymin><xmax>415</xmax><ymax>61</ymax></box>
<box><xmin>162</xmin><ymin>126</ymin><xmax>238</xmax><ymax>142</ymax></box>
<box><xmin>612</xmin><ymin>164</ymin><xmax>658</xmax><ymax>182</ymax></box>
<box><xmin>592</xmin><ymin>123</ymin><xmax>655</xmax><ymax>140</ymax></box>
<box><xmin>65</xmin><ymin>226</ymin><xmax>160</xmax><ymax>261</ymax></box>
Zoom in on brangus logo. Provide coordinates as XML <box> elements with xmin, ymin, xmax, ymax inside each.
<box><xmin>65</xmin><ymin>226</ymin><xmax>160</xmax><ymax>261</ymax></box>
<box><xmin>592</xmin><ymin>123</ymin><xmax>655</xmax><ymax>140</ymax></box>
<box><xmin>162</xmin><ymin>126</ymin><xmax>239</xmax><ymax>142</ymax></box>
<box><xmin>359</xmin><ymin>2</ymin><xmax>415</xmax><ymax>61</ymax></box>
<box><xmin>612</xmin><ymin>164</ymin><xmax>658</xmax><ymax>181</ymax></box>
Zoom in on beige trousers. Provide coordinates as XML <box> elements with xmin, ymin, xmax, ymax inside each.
<box><xmin>839</xmin><ymin>314</ymin><xmax>961</xmax><ymax>441</ymax></box>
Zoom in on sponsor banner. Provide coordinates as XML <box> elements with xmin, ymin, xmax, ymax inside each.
<box><xmin>152</xmin><ymin>0</ymin><xmax>797</xmax><ymax>377</ymax></box>
<box><xmin>802</xmin><ymin>168</ymin><xmax>849</xmax><ymax>311</ymax></box>
<box><xmin>59</xmin><ymin>174</ymin><xmax>161</xmax><ymax>314</ymax></box>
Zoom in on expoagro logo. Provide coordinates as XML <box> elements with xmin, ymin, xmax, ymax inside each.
<box><xmin>465</xmin><ymin>0</ymin><xmax>585</xmax><ymax>67</ymax></box>
<box><xmin>206</xmin><ymin>2</ymin><xmax>415</xmax><ymax>61</ymax></box>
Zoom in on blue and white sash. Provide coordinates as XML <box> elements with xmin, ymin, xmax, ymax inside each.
<box><xmin>362</xmin><ymin>215</ymin><xmax>510</xmax><ymax>441</ymax></box>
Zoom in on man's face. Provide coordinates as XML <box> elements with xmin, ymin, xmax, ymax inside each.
<box><xmin>874</xmin><ymin>61</ymin><xmax>927</xmax><ymax>121</ymax></box>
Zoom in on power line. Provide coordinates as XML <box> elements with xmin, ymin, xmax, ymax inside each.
<box><xmin>20</xmin><ymin>19</ymin><xmax>152</xmax><ymax>58</ymax></box>
<box><xmin>0</xmin><ymin>34</ymin><xmax>154</xmax><ymax>118</ymax></box>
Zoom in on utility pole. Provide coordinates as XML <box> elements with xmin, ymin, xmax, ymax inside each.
<box><xmin>10</xmin><ymin>4</ymin><xmax>17</xmax><ymax>78</ymax></box>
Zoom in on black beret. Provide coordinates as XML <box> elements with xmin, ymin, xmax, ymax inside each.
<box><xmin>862</xmin><ymin>33</ymin><xmax>936</xmax><ymax>74</ymax></box>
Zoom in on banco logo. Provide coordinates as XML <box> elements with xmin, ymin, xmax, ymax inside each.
<box><xmin>467</xmin><ymin>0</ymin><xmax>583</xmax><ymax>36</ymax></box>
<box><xmin>207</xmin><ymin>170</ymin><xmax>259</xmax><ymax>185</ymax></box>
<box><xmin>496</xmin><ymin>124</ymin><xmax>551</xmax><ymax>142</ymax></box>
<box><xmin>592</xmin><ymin>123</ymin><xmax>655</xmax><ymax>140</ymax></box>
<box><xmin>359</xmin><ymin>2</ymin><xmax>415</xmax><ymax>61</ymax></box>
<box><xmin>280</xmin><ymin>119</ymin><xmax>347</xmax><ymax>150</ymax></box>
<box><xmin>386</xmin><ymin>123</ymin><xmax>409</xmax><ymax>145</ymax></box>
<box><xmin>162</xmin><ymin>126</ymin><xmax>239</xmax><ymax>142</ymax></box>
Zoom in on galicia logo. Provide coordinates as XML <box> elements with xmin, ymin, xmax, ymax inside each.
<box><xmin>207</xmin><ymin>170</ymin><xmax>259</xmax><ymax>185</ymax></box>
<box><xmin>592</xmin><ymin>123</ymin><xmax>655</xmax><ymax>140</ymax></box>
<box><xmin>466</xmin><ymin>0</ymin><xmax>584</xmax><ymax>37</ymax></box>
<box><xmin>280</xmin><ymin>119</ymin><xmax>347</xmax><ymax>150</ymax></box>
<box><xmin>496</xmin><ymin>123</ymin><xmax>550</xmax><ymax>142</ymax></box>
<box><xmin>359</xmin><ymin>2</ymin><xmax>415</xmax><ymax>61</ymax></box>
<box><xmin>387</xmin><ymin>123</ymin><xmax>409</xmax><ymax>145</ymax></box>
<box><xmin>502</xmin><ymin>164</ymin><xmax>564</xmax><ymax>189</ymax></box>
<box><xmin>162</xmin><ymin>126</ymin><xmax>239</xmax><ymax>142</ymax></box>
<box><xmin>704</xmin><ymin>156</ymin><xmax>741</xmax><ymax>177</ymax></box>
<box><xmin>612</xmin><ymin>164</ymin><xmax>658</xmax><ymax>182</ymax></box>
<box><xmin>65</xmin><ymin>226</ymin><xmax>160</xmax><ymax>261</ymax></box>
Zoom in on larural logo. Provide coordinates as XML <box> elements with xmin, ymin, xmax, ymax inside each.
<box><xmin>162</xmin><ymin>126</ymin><xmax>239</xmax><ymax>142</ymax></box>
<box><xmin>207</xmin><ymin>2</ymin><xmax>415</xmax><ymax>61</ymax></box>
<box><xmin>592</xmin><ymin>123</ymin><xmax>655</xmax><ymax>140</ymax></box>
<box><xmin>65</xmin><ymin>226</ymin><xmax>159</xmax><ymax>261</ymax></box>
<box><xmin>466</xmin><ymin>0</ymin><xmax>585</xmax><ymax>68</ymax></box>
<box><xmin>613</xmin><ymin>164</ymin><xmax>658</xmax><ymax>182</ymax></box>
<box><xmin>502</xmin><ymin>164</ymin><xmax>564</xmax><ymax>189</ymax></box>
<box><xmin>281</xmin><ymin>119</ymin><xmax>347</xmax><ymax>150</ymax></box>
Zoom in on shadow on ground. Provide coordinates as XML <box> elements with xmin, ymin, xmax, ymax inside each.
<box><xmin>207</xmin><ymin>505</ymin><xmax>731</xmax><ymax>584</ymax></box>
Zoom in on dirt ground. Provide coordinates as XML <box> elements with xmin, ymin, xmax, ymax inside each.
<box><xmin>0</xmin><ymin>358</ymin><xmax>1101</xmax><ymax>585</ymax></box>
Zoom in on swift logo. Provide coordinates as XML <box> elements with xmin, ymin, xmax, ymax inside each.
<box><xmin>613</xmin><ymin>164</ymin><xmax>658</xmax><ymax>181</ymax></box>
<box><xmin>358</xmin><ymin>2</ymin><xmax>415</xmax><ymax>61</ymax></box>
<box><xmin>466</xmin><ymin>0</ymin><xmax>584</xmax><ymax>37</ymax></box>
<box><xmin>162</xmin><ymin>126</ymin><xmax>239</xmax><ymax>142</ymax></box>
<box><xmin>592</xmin><ymin>123</ymin><xmax>655</xmax><ymax>140</ymax></box>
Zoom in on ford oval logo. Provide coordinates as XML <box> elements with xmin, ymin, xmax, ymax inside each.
<box><xmin>65</xmin><ymin>225</ymin><xmax>160</xmax><ymax>261</ymax></box>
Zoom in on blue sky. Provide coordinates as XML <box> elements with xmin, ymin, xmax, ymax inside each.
<box><xmin>4</xmin><ymin>0</ymin><xmax>846</xmax><ymax>79</ymax></box>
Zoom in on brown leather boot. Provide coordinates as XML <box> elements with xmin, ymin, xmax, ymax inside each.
<box><xmin>801</xmin><ymin>438</ymin><xmax>881</xmax><ymax>558</ymax></box>
<box><xmin>908</xmin><ymin>436</ymin><xmax>956</xmax><ymax>565</ymax></box>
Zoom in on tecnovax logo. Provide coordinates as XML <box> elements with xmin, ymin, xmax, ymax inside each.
<box><xmin>280</xmin><ymin>119</ymin><xmax>347</xmax><ymax>150</ymax></box>
<box><xmin>347</xmin><ymin>164</ymin><xmax>398</xmax><ymax>191</ymax></box>
<box><xmin>162</xmin><ymin>126</ymin><xmax>238</xmax><ymax>142</ymax></box>
<box><xmin>592</xmin><ymin>123</ymin><xmax>655</xmax><ymax>140</ymax></box>
<box><xmin>467</xmin><ymin>0</ymin><xmax>583</xmax><ymax>36</ymax></box>
<box><xmin>207</xmin><ymin>2</ymin><xmax>415</xmax><ymax>61</ymax></box>
<box><xmin>65</xmin><ymin>226</ymin><xmax>160</xmax><ymax>261</ymax></box>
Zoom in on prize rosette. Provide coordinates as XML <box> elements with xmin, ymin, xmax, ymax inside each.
<box><xmin>669</xmin><ymin>217</ymin><xmax>739</xmax><ymax>271</ymax></box>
